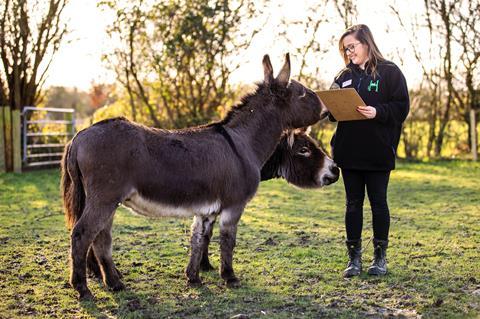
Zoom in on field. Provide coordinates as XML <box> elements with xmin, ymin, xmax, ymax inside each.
<box><xmin>0</xmin><ymin>161</ymin><xmax>479</xmax><ymax>318</ymax></box>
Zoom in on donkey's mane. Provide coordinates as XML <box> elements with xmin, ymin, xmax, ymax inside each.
<box><xmin>214</xmin><ymin>84</ymin><xmax>266</xmax><ymax>127</ymax></box>
<box><xmin>91</xmin><ymin>117</ymin><xmax>129</xmax><ymax>127</ymax></box>
<box><xmin>212</xmin><ymin>80</ymin><xmax>291</xmax><ymax>127</ymax></box>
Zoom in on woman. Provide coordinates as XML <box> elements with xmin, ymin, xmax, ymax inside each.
<box><xmin>328</xmin><ymin>24</ymin><xmax>409</xmax><ymax>277</ymax></box>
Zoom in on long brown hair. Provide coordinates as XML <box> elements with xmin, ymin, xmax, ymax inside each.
<box><xmin>338</xmin><ymin>24</ymin><xmax>385</xmax><ymax>77</ymax></box>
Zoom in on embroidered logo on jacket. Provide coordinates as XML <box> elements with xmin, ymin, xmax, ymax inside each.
<box><xmin>368</xmin><ymin>80</ymin><xmax>379</xmax><ymax>92</ymax></box>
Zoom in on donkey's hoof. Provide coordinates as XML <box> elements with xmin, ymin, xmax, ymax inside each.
<box><xmin>114</xmin><ymin>267</ymin><xmax>124</xmax><ymax>279</ymax></box>
<box><xmin>110</xmin><ymin>281</ymin><xmax>126</xmax><ymax>292</ymax></box>
<box><xmin>225</xmin><ymin>278</ymin><xmax>241</xmax><ymax>288</ymax></box>
<box><xmin>200</xmin><ymin>262</ymin><xmax>215</xmax><ymax>272</ymax></box>
<box><xmin>79</xmin><ymin>290</ymin><xmax>95</xmax><ymax>301</ymax></box>
<box><xmin>187</xmin><ymin>278</ymin><xmax>203</xmax><ymax>287</ymax></box>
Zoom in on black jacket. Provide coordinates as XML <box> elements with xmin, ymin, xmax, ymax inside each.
<box><xmin>330</xmin><ymin>60</ymin><xmax>409</xmax><ymax>171</ymax></box>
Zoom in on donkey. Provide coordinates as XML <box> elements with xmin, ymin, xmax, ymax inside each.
<box><xmin>198</xmin><ymin>129</ymin><xmax>340</xmax><ymax>271</ymax></box>
<box><xmin>85</xmin><ymin>129</ymin><xmax>340</xmax><ymax>279</ymax></box>
<box><xmin>61</xmin><ymin>54</ymin><xmax>332</xmax><ymax>300</ymax></box>
<box><xmin>260</xmin><ymin>128</ymin><xmax>339</xmax><ymax>187</ymax></box>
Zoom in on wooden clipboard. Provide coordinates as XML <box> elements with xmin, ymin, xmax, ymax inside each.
<box><xmin>316</xmin><ymin>88</ymin><xmax>367</xmax><ymax>121</ymax></box>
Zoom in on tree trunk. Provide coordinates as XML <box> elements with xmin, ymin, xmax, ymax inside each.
<box><xmin>426</xmin><ymin>99</ymin><xmax>437</xmax><ymax>157</ymax></box>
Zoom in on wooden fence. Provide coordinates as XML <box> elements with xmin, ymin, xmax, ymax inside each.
<box><xmin>1</xmin><ymin>106</ymin><xmax>75</xmax><ymax>173</ymax></box>
<box><xmin>0</xmin><ymin>106</ymin><xmax>21</xmax><ymax>173</ymax></box>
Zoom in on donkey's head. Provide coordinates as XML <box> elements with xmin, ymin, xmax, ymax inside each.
<box><xmin>261</xmin><ymin>128</ymin><xmax>339</xmax><ymax>188</ymax></box>
<box><xmin>263</xmin><ymin>54</ymin><xmax>328</xmax><ymax>129</ymax></box>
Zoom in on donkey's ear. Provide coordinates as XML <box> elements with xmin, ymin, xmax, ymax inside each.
<box><xmin>287</xmin><ymin>130</ymin><xmax>295</xmax><ymax>149</ymax></box>
<box><xmin>276</xmin><ymin>53</ymin><xmax>291</xmax><ymax>87</ymax></box>
<box><xmin>263</xmin><ymin>54</ymin><xmax>274</xmax><ymax>85</ymax></box>
<box><xmin>297</xmin><ymin>126</ymin><xmax>312</xmax><ymax>135</ymax></box>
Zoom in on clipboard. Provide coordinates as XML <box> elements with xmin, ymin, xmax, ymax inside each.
<box><xmin>316</xmin><ymin>88</ymin><xmax>367</xmax><ymax>121</ymax></box>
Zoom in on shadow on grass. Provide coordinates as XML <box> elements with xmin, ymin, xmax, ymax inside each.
<box><xmin>77</xmin><ymin>276</ymin><xmax>351</xmax><ymax>319</ymax></box>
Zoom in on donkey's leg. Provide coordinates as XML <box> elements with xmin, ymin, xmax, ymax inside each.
<box><xmin>87</xmin><ymin>248</ymin><xmax>123</xmax><ymax>280</ymax></box>
<box><xmin>86</xmin><ymin>247</ymin><xmax>102</xmax><ymax>280</ymax></box>
<box><xmin>70</xmin><ymin>201</ymin><xmax>117</xmax><ymax>300</ymax></box>
<box><xmin>200</xmin><ymin>217</ymin><xmax>216</xmax><ymax>271</ymax></box>
<box><xmin>185</xmin><ymin>215</ymin><xmax>216</xmax><ymax>285</ymax></box>
<box><xmin>91</xmin><ymin>217</ymin><xmax>125</xmax><ymax>291</ymax></box>
<box><xmin>219</xmin><ymin>206</ymin><xmax>243</xmax><ymax>288</ymax></box>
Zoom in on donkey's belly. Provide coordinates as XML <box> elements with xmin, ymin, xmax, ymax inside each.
<box><xmin>122</xmin><ymin>191</ymin><xmax>221</xmax><ymax>218</ymax></box>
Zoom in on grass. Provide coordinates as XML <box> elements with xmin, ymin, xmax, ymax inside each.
<box><xmin>0</xmin><ymin>160</ymin><xmax>479</xmax><ymax>318</ymax></box>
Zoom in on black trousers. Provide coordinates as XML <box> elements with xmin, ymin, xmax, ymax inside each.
<box><xmin>341</xmin><ymin>169</ymin><xmax>391</xmax><ymax>241</ymax></box>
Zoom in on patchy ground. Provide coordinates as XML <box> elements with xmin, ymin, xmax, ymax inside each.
<box><xmin>0</xmin><ymin>161</ymin><xmax>479</xmax><ymax>318</ymax></box>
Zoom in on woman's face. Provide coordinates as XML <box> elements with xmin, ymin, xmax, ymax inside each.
<box><xmin>343</xmin><ymin>34</ymin><xmax>369</xmax><ymax>67</ymax></box>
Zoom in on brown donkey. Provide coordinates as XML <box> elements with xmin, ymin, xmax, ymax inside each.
<box><xmin>61</xmin><ymin>54</ymin><xmax>329</xmax><ymax>300</ymax></box>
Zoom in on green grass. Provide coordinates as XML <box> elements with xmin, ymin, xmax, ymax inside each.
<box><xmin>0</xmin><ymin>161</ymin><xmax>479</xmax><ymax>318</ymax></box>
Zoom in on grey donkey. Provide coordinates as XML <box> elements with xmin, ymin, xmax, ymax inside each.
<box><xmin>61</xmin><ymin>54</ymin><xmax>331</xmax><ymax>300</ymax></box>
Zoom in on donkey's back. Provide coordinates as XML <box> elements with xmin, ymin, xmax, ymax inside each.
<box><xmin>69</xmin><ymin>117</ymin><xmax>258</xmax><ymax>216</ymax></box>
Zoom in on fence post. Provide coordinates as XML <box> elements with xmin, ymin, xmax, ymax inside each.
<box><xmin>0</xmin><ymin>107</ymin><xmax>5</xmax><ymax>173</ymax></box>
<box><xmin>12</xmin><ymin>109</ymin><xmax>22</xmax><ymax>173</ymax></box>
<box><xmin>65</xmin><ymin>111</ymin><xmax>74</xmax><ymax>138</ymax></box>
<box><xmin>3</xmin><ymin>106</ymin><xmax>12</xmax><ymax>172</ymax></box>
<box><xmin>471</xmin><ymin>109</ymin><xmax>478</xmax><ymax>161</ymax></box>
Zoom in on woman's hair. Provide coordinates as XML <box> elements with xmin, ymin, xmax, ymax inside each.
<box><xmin>339</xmin><ymin>24</ymin><xmax>385</xmax><ymax>77</ymax></box>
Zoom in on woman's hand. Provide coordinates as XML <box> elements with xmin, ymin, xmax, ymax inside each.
<box><xmin>356</xmin><ymin>106</ymin><xmax>376</xmax><ymax>119</ymax></box>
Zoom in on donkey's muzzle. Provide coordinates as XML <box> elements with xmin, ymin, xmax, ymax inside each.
<box><xmin>322</xmin><ymin>163</ymin><xmax>340</xmax><ymax>186</ymax></box>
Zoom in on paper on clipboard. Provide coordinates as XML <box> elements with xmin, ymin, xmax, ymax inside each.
<box><xmin>316</xmin><ymin>88</ymin><xmax>367</xmax><ymax>121</ymax></box>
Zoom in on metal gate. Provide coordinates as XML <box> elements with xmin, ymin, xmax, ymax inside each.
<box><xmin>22</xmin><ymin>107</ymin><xmax>75</xmax><ymax>168</ymax></box>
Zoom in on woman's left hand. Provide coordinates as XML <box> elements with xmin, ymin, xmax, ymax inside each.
<box><xmin>356</xmin><ymin>106</ymin><xmax>376</xmax><ymax>119</ymax></box>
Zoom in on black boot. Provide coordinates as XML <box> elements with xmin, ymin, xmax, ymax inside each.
<box><xmin>343</xmin><ymin>239</ymin><xmax>362</xmax><ymax>278</ymax></box>
<box><xmin>367</xmin><ymin>239</ymin><xmax>388</xmax><ymax>276</ymax></box>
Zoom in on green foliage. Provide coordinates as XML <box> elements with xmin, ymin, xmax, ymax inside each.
<box><xmin>91</xmin><ymin>98</ymin><xmax>132</xmax><ymax>124</ymax></box>
<box><xmin>102</xmin><ymin>0</ymin><xmax>260</xmax><ymax>128</ymax></box>
<box><xmin>400</xmin><ymin>120</ymin><xmax>473</xmax><ymax>159</ymax></box>
<box><xmin>0</xmin><ymin>161</ymin><xmax>479</xmax><ymax>318</ymax></box>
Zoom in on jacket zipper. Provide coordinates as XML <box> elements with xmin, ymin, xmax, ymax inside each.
<box><xmin>357</xmin><ymin>75</ymin><xmax>363</xmax><ymax>91</ymax></box>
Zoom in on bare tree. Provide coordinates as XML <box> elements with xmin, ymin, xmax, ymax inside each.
<box><xmin>391</xmin><ymin>1</ymin><xmax>457</xmax><ymax>158</ymax></box>
<box><xmin>332</xmin><ymin>0</ymin><xmax>357</xmax><ymax>29</ymax></box>
<box><xmin>0</xmin><ymin>75</ymin><xmax>7</xmax><ymax>106</ymax></box>
<box><xmin>0</xmin><ymin>0</ymin><xmax>68</xmax><ymax>111</ymax></box>
<box><xmin>426</xmin><ymin>0</ymin><xmax>459</xmax><ymax>157</ymax></box>
<box><xmin>276</xmin><ymin>0</ymin><xmax>358</xmax><ymax>89</ymax></box>
<box><xmin>450</xmin><ymin>0</ymin><xmax>480</xmax><ymax>160</ymax></box>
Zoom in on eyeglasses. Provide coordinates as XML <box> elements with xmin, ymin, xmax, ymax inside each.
<box><xmin>343</xmin><ymin>42</ymin><xmax>362</xmax><ymax>54</ymax></box>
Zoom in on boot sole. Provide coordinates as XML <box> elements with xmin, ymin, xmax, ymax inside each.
<box><xmin>367</xmin><ymin>267</ymin><xmax>387</xmax><ymax>276</ymax></box>
<box><xmin>343</xmin><ymin>268</ymin><xmax>362</xmax><ymax>278</ymax></box>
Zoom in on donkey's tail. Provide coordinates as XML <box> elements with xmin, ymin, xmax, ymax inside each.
<box><xmin>61</xmin><ymin>141</ymin><xmax>85</xmax><ymax>230</ymax></box>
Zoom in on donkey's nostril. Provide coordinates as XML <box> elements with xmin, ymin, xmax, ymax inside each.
<box><xmin>323</xmin><ymin>175</ymin><xmax>338</xmax><ymax>185</ymax></box>
<box><xmin>330</xmin><ymin>163</ymin><xmax>340</xmax><ymax>176</ymax></box>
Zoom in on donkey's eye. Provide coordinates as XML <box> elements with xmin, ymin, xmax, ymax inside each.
<box><xmin>298</xmin><ymin>147</ymin><xmax>311</xmax><ymax>156</ymax></box>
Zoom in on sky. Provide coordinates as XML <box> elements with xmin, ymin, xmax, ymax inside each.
<box><xmin>45</xmin><ymin>0</ymin><xmax>425</xmax><ymax>91</ymax></box>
